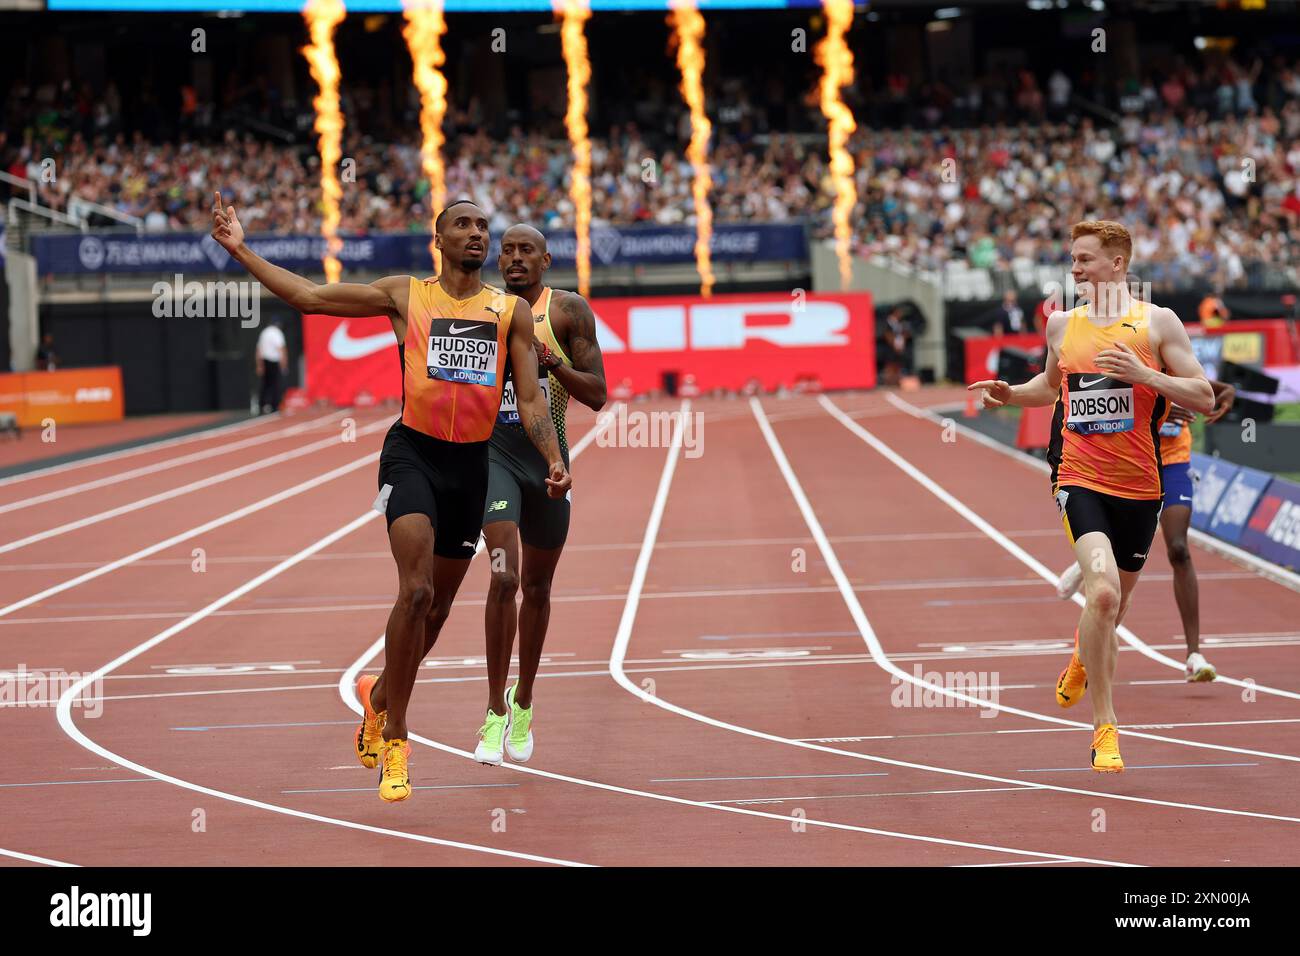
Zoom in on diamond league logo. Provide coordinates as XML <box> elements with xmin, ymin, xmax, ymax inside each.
<box><xmin>78</xmin><ymin>236</ymin><xmax>105</xmax><ymax>271</ymax></box>
<box><xmin>200</xmin><ymin>234</ymin><xmax>230</xmax><ymax>270</ymax></box>
<box><xmin>590</xmin><ymin>226</ymin><xmax>622</xmax><ymax>265</ymax></box>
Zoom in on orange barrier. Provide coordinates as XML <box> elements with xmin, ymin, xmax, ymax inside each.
<box><xmin>0</xmin><ymin>367</ymin><xmax>125</xmax><ymax>428</ymax></box>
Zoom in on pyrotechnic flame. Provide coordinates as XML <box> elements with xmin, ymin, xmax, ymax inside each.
<box><xmin>402</xmin><ymin>0</ymin><xmax>448</xmax><ymax>272</ymax></box>
<box><xmin>558</xmin><ymin>0</ymin><xmax>593</xmax><ymax>298</ymax></box>
<box><xmin>302</xmin><ymin>0</ymin><xmax>347</xmax><ymax>284</ymax></box>
<box><xmin>670</xmin><ymin>0</ymin><xmax>714</xmax><ymax>298</ymax></box>
<box><xmin>816</xmin><ymin>0</ymin><xmax>858</xmax><ymax>290</ymax></box>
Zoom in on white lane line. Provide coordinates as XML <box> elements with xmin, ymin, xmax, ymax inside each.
<box><xmin>884</xmin><ymin>391</ymin><xmax>1300</xmax><ymax>596</ymax></box>
<box><xmin>728</xmin><ymin>395</ymin><xmax>1300</xmax><ymax>824</ymax></box>
<box><xmin>650</xmin><ymin>772</ymin><xmax>888</xmax><ymax>782</ymax></box>
<box><xmin>173</xmin><ymin>720</ymin><xmax>357</xmax><ymax>731</ymax></box>
<box><xmin>597</xmin><ymin>400</ymin><xmax>1136</xmax><ymax>867</ymax></box>
<box><xmin>0</xmin><ymin>531</ymin><xmax>1061</xmax><ymax>571</ymax></box>
<box><xmin>0</xmin><ymin>410</ymin><xmax>348</xmax><ymax>516</ymax></box>
<box><xmin>1019</xmin><ymin>763</ymin><xmax>1258</xmax><ymax>772</ymax></box>
<box><xmin>0</xmin><ymin>412</ymin><xmax>279</xmax><ymax>489</ymax></box>
<box><xmin>0</xmin><ymin>415</ymin><xmax>391</xmax><ymax>555</ymax></box>
<box><xmin>708</xmin><ymin>786</ymin><xmax>1040</xmax><ymax>805</ymax></box>
<box><xmin>0</xmin><ymin>450</ymin><xmax>381</xmax><ymax>619</ymax></box>
<box><xmin>0</xmin><ymin>778</ymin><xmax>157</xmax><ymax>788</ymax></box>
<box><xmin>345</xmin><ymin>634</ymin><xmax>1135</xmax><ymax>866</ymax></box>
<box><xmin>0</xmin><ymin>846</ymin><xmax>78</xmax><ymax>867</ymax></box>
<box><xmin>955</xmin><ymin>859</ymin><xmax>1080</xmax><ymax>868</ymax></box>
<box><xmin>282</xmin><ymin>784</ymin><xmax>520</xmax><ymax>794</ymax></box>
<box><xmin>335</xmin><ymin>418</ymin><xmax>1131</xmax><ymax>867</ymax></box>
<box><xmin>798</xmin><ymin>717</ymin><xmax>1300</xmax><ymax>742</ymax></box>
<box><xmin>821</xmin><ymin>393</ymin><xmax>1300</xmax><ymax>712</ymax></box>
<box><xmin>36</xmin><ymin>651</ymin><xmax>1300</xmax><ymax>709</ymax></box>
<box><xmin>55</xmin><ymin>510</ymin><xmax>588</xmax><ymax>868</ymax></box>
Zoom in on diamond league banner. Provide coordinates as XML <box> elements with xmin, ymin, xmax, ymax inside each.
<box><xmin>302</xmin><ymin>291</ymin><xmax>875</xmax><ymax>405</ymax></box>
<box><xmin>30</xmin><ymin>223</ymin><xmax>807</xmax><ymax>275</ymax></box>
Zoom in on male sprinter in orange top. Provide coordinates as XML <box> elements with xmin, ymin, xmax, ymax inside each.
<box><xmin>211</xmin><ymin>195</ymin><xmax>570</xmax><ymax>802</ymax></box>
<box><xmin>969</xmin><ymin>220</ymin><xmax>1213</xmax><ymax>772</ymax></box>
<box><xmin>473</xmin><ymin>224</ymin><xmax>606</xmax><ymax>766</ymax></box>
<box><xmin>1056</xmin><ymin>382</ymin><xmax>1236</xmax><ymax>681</ymax></box>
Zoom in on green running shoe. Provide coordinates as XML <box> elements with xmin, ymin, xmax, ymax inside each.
<box><xmin>505</xmin><ymin>683</ymin><xmax>534</xmax><ymax>763</ymax></box>
<box><xmin>474</xmin><ymin>708</ymin><xmax>507</xmax><ymax>766</ymax></box>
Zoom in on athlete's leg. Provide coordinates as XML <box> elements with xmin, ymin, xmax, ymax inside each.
<box><xmin>1159</xmin><ymin>504</ymin><xmax>1198</xmax><ymax>654</ymax></box>
<box><xmin>483</xmin><ymin>520</ymin><xmax>520</xmax><ymax>717</ymax></box>
<box><xmin>370</xmin><ymin>513</ymin><xmax>435</xmax><ymax>742</ymax></box>
<box><xmin>423</xmin><ymin>553</ymin><xmax>474</xmax><ymax>658</ymax></box>
<box><xmin>1073</xmin><ymin>530</ymin><xmax>1122</xmax><ymax>729</ymax></box>
<box><xmin>515</xmin><ymin>541</ymin><xmax>565</xmax><ymax>709</ymax></box>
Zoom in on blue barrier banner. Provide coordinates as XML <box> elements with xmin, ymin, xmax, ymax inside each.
<box><xmin>1189</xmin><ymin>452</ymin><xmax>1238</xmax><ymax>532</ymax></box>
<box><xmin>31</xmin><ymin>223</ymin><xmax>808</xmax><ymax>276</ymax></box>
<box><xmin>1238</xmin><ymin>477</ymin><xmax>1300</xmax><ymax>571</ymax></box>
<box><xmin>1206</xmin><ymin>465</ymin><xmax>1273</xmax><ymax>545</ymax></box>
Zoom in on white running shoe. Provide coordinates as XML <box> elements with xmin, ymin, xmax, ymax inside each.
<box><xmin>1186</xmin><ymin>652</ymin><xmax>1217</xmax><ymax>683</ymax></box>
<box><xmin>1056</xmin><ymin>562</ymin><xmax>1083</xmax><ymax>600</ymax></box>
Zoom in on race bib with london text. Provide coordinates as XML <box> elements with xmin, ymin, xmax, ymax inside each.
<box><xmin>498</xmin><ymin>368</ymin><xmax>552</xmax><ymax>425</ymax></box>
<box><xmin>1066</xmin><ymin>373</ymin><xmax>1135</xmax><ymax>434</ymax></box>
<box><xmin>426</xmin><ymin>319</ymin><xmax>499</xmax><ymax>387</ymax></box>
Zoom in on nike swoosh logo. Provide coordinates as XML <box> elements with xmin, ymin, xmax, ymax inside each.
<box><xmin>448</xmin><ymin>323</ymin><xmax>479</xmax><ymax>334</ymax></box>
<box><xmin>1179</xmin><ymin>496</ymin><xmax>1192</xmax><ymax>501</ymax></box>
<box><xmin>1078</xmin><ymin>376</ymin><xmax>1108</xmax><ymax>388</ymax></box>
<box><xmin>327</xmin><ymin>323</ymin><xmax>394</xmax><ymax>360</ymax></box>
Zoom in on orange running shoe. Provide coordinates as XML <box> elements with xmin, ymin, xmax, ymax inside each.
<box><xmin>378</xmin><ymin>738</ymin><xmax>412</xmax><ymax>802</ymax></box>
<box><xmin>1090</xmin><ymin>723</ymin><xmax>1124</xmax><ymax>773</ymax></box>
<box><xmin>1055</xmin><ymin>630</ymin><xmax>1088</xmax><ymax>709</ymax></box>
<box><xmin>354</xmin><ymin>673</ymin><xmax>386</xmax><ymax>769</ymax></box>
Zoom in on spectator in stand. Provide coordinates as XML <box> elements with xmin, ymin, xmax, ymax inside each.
<box><xmin>35</xmin><ymin>333</ymin><xmax>58</xmax><ymax>371</ymax></box>
<box><xmin>994</xmin><ymin>290</ymin><xmax>1026</xmax><ymax>336</ymax></box>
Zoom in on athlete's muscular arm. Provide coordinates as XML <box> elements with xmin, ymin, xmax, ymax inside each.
<box><xmin>211</xmin><ymin>191</ymin><xmax>411</xmax><ymax>339</ymax></box>
<box><xmin>508</xmin><ymin>297</ymin><xmax>572</xmax><ymax>498</ymax></box>
<box><xmin>968</xmin><ymin>312</ymin><xmax>1066</xmax><ymax>409</ymax></box>
<box><xmin>1096</xmin><ymin>306</ymin><xmax>1214</xmax><ymax>414</ymax></box>
<box><xmin>543</xmin><ymin>292</ymin><xmax>607</xmax><ymax>411</ymax></box>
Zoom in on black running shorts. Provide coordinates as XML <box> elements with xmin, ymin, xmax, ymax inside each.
<box><xmin>375</xmin><ymin>420</ymin><xmax>489</xmax><ymax>559</ymax></box>
<box><xmin>483</xmin><ymin>424</ymin><xmax>570</xmax><ymax>550</ymax></box>
<box><xmin>1054</xmin><ymin>485</ymin><xmax>1162</xmax><ymax>573</ymax></box>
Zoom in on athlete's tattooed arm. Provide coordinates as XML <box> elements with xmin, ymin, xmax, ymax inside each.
<box><xmin>544</xmin><ymin>292</ymin><xmax>607</xmax><ymax>411</ymax></box>
<box><xmin>211</xmin><ymin>192</ymin><xmax>412</xmax><ymax>341</ymax></box>
<box><xmin>508</xmin><ymin>297</ymin><xmax>571</xmax><ymax>498</ymax></box>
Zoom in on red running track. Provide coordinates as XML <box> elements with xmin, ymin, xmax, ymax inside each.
<box><xmin>0</xmin><ymin>411</ymin><xmax>234</xmax><ymax>471</ymax></box>
<box><xmin>1</xmin><ymin>389</ymin><xmax>1296</xmax><ymax>867</ymax></box>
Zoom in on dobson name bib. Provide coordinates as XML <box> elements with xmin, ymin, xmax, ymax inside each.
<box><xmin>426</xmin><ymin>319</ymin><xmax>499</xmax><ymax>387</ymax></box>
<box><xmin>1066</xmin><ymin>373</ymin><xmax>1134</xmax><ymax>434</ymax></box>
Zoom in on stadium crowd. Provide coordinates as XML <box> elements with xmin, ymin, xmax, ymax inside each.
<box><xmin>3</xmin><ymin>52</ymin><xmax>1299</xmax><ymax>288</ymax></box>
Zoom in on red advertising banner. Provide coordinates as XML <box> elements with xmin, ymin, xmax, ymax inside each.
<box><xmin>303</xmin><ymin>313</ymin><xmax>402</xmax><ymax>405</ymax></box>
<box><xmin>303</xmin><ymin>291</ymin><xmax>876</xmax><ymax>404</ymax></box>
